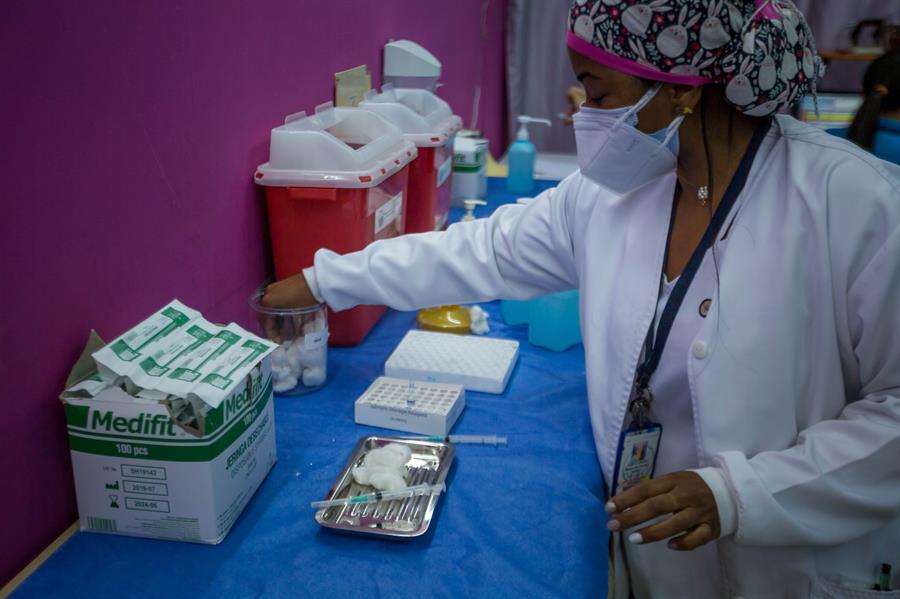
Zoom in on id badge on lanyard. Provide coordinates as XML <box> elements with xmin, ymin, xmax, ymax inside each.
<box><xmin>611</xmin><ymin>393</ymin><xmax>662</xmax><ymax>496</ymax></box>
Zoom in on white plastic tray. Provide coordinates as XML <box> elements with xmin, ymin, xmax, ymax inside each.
<box><xmin>355</xmin><ymin>376</ymin><xmax>465</xmax><ymax>436</ymax></box>
<box><xmin>384</xmin><ymin>331</ymin><xmax>519</xmax><ymax>394</ymax></box>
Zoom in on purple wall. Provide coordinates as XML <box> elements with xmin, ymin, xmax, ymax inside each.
<box><xmin>0</xmin><ymin>0</ymin><xmax>507</xmax><ymax>585</ymax></box>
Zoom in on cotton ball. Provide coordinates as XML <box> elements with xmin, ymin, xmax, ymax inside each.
<box><xmin>272</xmin><ymin>363</ymin><xmax>292</xmax><ymax>381</ymax></box>
<box><xmin>382</xmin><ymin>443</ymin><xmax>412</xmax><ymax>464</ymax></box>
<box><xmin>272</xmin><ymin>375</ymin><xmax>298</xmax><ymax>393</ymax></box>
<box><xmin>471</xmin><ymin>319</ymin><xmax>490</xmax><ymax>335</ymax></box>
<box><xmin>469</xmin><ymin>305</ymin><xmax>487</xmax><ymax>321</ymax></box>
<box><xmin>352</xmin><ymin>445</ymin><xmax>411</xmax><ymax>490</ymax></box>
<box><xmin>368</xmin><ymin>445</ymin><xmax>410</xmax><ymax>469</ymax></box>
<box><xmin>302</xmin><ymin>317</ymin><xmax>324</xmax><ymax>335</ymax></box>
<box><xmin>287</xmin><ymin>352</ymin><xmax>303</xmax><ymax>376</ymax></box>
<box><xmin>285</xmin><ymin>340</ymin><xmax>309</xmax><ymax>375</ymax></box>
<box><xmin>363</xmin><ymin>449</ymin><xmax>395</xmax><ymax>469</ymax></box>
<box><xmin>352</xmin><ymin>465</ymin><xmax>371</xmax><ymax>485</ymax></box>
<box><xmin>271</xmin><ymin>345</ymin><xmax>290</xmax><ymax>367</ymax></box>
<box><xmin>354</xmin><ymin>463</ymin><xmax>407</xmax><ymax>491</ymax></box>
<box><xmin>302</xmin><ymin>366</ymin><xmax>326</xmax><ymax>387</ymax></box>
<box><xmin>287</xmin><ymin>338</ymin><xmax>304</xmax><ymax>358</ymax></box>
<box><xmin>296</xmin><ymin>344</ymin><xmax>327</xmax><ymax>369</ymax></box>
<box><xmin>367</xmin><ymin>470</ymin><xmax>408</xmax><ymax>492</ymax></box>
<box><xmin>469</xmin><ymin>305</ymin><xmax>490</xmax><ymax>335</ymax></box>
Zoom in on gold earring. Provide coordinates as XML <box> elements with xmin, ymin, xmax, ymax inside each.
<box><xmin>682</xmin><ymin>106</ymin><xmax>694</xmax><ymax>115</ymax></box>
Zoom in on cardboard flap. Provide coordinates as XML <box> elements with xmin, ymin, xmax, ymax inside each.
<box><xmin>163</xmin><ymin>398</ymin><xmax>205</xmax><ymax>438</ymax></box>
<box><xmin>61</xmin><ymin>330</ymin><xmax>106</xmax><ymax>400</ymax></box>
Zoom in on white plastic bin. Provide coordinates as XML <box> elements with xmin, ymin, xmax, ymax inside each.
<box><xmin>359</xmin><ymin>86</ymin><xmax>461</xmax><ymax>232</ymax></box>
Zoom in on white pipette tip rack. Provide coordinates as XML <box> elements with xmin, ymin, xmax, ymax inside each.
<box><xmin>354</xmin><ymin>377</ymin><xmax>466</xmax><ymax>436</ymax></box>
<box><xmin>384</xmin><ymin>330</ymin><xmax>519</xmax><ymax>394</ymax></box>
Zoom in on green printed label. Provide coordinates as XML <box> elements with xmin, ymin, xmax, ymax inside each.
<box><xmin>453</xmin><ymin>150</ymin><xmax>485</xmax><ymax>168</ymax></box>
<box><xmin>65</xmin><ymin>403</ymin><xmax>90</xmax><ymax>428</ymax></box>
<box><xmin>168</xmin><ymin>368</ymin><xmax>201</xmax><ymax>382</ymax></box>
<box><xmin>225</xmin><ymin>413</ymin><xmax>271</xmax><ymax>469</ymax></box>
<box><xmin>198</xmin><ymin>330</ymin><xmax>240</xmax><ymax>367</ymax></box>
<box><xmin>91</xmin><ymin>409</ymin><xmax>176</xmax><ymax>436</ymax></box>
<box><xmin>123</xmin><ymin>480</ymin><xmax>168</xmax><ymax>495</ymax></box>
<box><xmin>168</xmin><ymin>328</ymin><xmax>236</xmax><ymax>382</ymax></box>
<box><xmin>141</xmin><ymin>325</ymin><xmax>212</xmax><ymax>377</ymax></box>
<box><xmin>110</xmin><ymin>339</ymin><xmax>139</xmax><ymax>361</ymax></box>
<box><xmin>118</xmin><ymin>306</ymin><xmax>191</xmax><ymax>354</ymax></box>
<box><xmin>225</xmin><ymin>340</ymin><xmax>268</xmax><ymax>378</ymax></box>
<box><xmin>139</xmin><ymin>356</ymin><xmax>168</xmax><ymax>377</ymax></box>
<box><xmin>222</xmin><ymin>373</ymin><xmax>265</xmax><ymax>423</ymax></box>
<box><xmin>202</xmin><ymin>373</ymin><xmax>232</xmax><ymax>390</ymax></box>
<box><xmin>67</xmin><ymin>379</ymin><xmax>272</xmax><ymax>462</ymax></box>
<box><xmin>125</xmin><ymin>497</ymin><xmax>170</xmax><ymax>513</ymax></box>
<box><xmin>69</xmin><ymin>407</ymin><xmax>271</xmax><ymax>462</ymax></box>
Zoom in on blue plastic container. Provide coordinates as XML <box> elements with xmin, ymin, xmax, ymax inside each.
<box><xmin>501</xmin><ymin>290</ymin><xmax>582</xmax><ymax>352</ymax></box>
<box><xmin>528</xmin><ymin>290</ymin><xmax>581</xmax><ymax>352</ymax></box>
<box><xmin>500</xmin><ymin>299</ymin><xmax>531</xmax><ymax>325</ymax></box>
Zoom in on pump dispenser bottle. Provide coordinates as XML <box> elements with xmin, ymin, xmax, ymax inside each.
<box><xmin>507</xmin><ymin>116</ymin><xmax>551</xmax><ymax>194</ymax></box>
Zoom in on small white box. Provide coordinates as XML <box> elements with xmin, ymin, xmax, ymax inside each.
<box><xmin>354</xmin><ymin>377</ymin><xmax>465</xmax><ymax>436</ymax></box>
<box><xmin>384</xmin><ymin>330</ymin><xmax>519</xmax><ymax>394</ymax></box>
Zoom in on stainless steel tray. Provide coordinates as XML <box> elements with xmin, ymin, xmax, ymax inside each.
<box><xmin>314</xmin><ymin>436</ymin><xmax>454</xmax><ymax>539</ymax></box>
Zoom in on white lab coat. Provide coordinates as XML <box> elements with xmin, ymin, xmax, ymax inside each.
<box><xmin>308</xmin><ymin>116</ymin><xmax>900</xmax><ymax>598</ymax></box>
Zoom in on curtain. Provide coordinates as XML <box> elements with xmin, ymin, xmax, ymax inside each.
<box><xmin>506</xmin><ymin>0</ymin><xmax>579</xmax><ymax>153</ymax></box>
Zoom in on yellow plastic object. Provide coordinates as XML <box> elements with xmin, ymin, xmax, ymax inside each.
<box><xmin>486</xmin><ymin>153</ymin><xmax>508</xmax><ymax>178</ymax></box>
<box><xmin>417</xmin><ymin>305</ymin><xmax>471</xmax><ymax>335</ymax></box>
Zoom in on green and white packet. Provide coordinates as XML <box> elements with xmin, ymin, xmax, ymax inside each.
<box><xmin>92</xmin><ymin>300</ymin><xmax>278</xmax><ymax>408</ymax></box>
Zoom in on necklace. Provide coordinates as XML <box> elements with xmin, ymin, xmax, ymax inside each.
<box><xmin>677</xmin><ymin>173</ymin><xmax>710</xmax><ymax>207</ymax></box>
<box><xmin>697</xmin><ymin>185</ymin><xmax>710</xmax><ymax>206</ymax></box>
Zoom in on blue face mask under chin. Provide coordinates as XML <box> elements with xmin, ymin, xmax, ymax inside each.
<box><xmin>647</xmin><ymin>126</ymin><xmax>679</xmax><ymax>157</ymax></box>
<box><xmin>617</xmin><ymin>111</ymin><xmax>680</xmax><ymax>158</ymax></box>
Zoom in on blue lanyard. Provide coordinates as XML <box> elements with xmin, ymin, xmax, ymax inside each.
<box><xmin>633</xmin><ymin>118</ymin><xmax>772</xmax><ymax>399</ymax></box>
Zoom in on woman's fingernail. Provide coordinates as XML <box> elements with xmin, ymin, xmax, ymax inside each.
<box><xmin>604</xmin><ymin>501</ymin><xmax>616</xmax><ymax>514</ymax></box>
<box><xmin>667</xmin><ymin>540</ymin><xmax>678</xmax><ymax>550</ymax></box>
<box><xmin>628</xmin><ymin>532</ymin><xmax>644</xmax><ymax>545</ymax></box>
<box><xmin>606</xmin><ymin>519</ymin><xmax>620</xmax><ymax>532</ymax></box>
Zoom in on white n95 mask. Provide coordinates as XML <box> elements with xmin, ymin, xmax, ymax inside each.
<box><xmin>573</xmin><ymin>83</ymin><xmax>685</xmax><ymax>195</ymax></box>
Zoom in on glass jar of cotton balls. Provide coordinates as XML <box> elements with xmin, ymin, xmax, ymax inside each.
<box><xmin>249</xmin><ymin>290</ymin><xmax>329</xmax><ymax>395</ymax></box>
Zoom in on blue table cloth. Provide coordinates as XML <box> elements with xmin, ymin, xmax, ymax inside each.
<box><xmin>17</xmin><ymin>178</ymin><xmax>610</xmax><ymax>598</ymax></box>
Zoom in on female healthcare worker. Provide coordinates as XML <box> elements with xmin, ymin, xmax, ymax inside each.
<box><xmin>262</xmin><ymin>1</ymin><xmax>900</xmax><ymax>597</ymax></box>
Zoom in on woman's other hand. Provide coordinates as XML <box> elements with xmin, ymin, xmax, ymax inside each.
<box><xmin>606</xmin><ymin>471</ymin><xmax>721</xmax><ymax>551</ymax></box>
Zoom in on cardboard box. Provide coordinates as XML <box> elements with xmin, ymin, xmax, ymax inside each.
<box><xmin>62</xmin><ymin>332</ymin><xmax>277</xmax><ymax>544</ymax></box>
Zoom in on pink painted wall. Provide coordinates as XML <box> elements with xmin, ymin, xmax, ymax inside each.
<box><xmin>0</xmin><ymin>0</ymin><xmax>507</xmax><ymax>585</ymax></box>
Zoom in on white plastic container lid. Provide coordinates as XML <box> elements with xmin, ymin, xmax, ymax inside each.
<box><xmin>255</xmin><ymin>102</ymin><xmax>418</xmax><ymax>189</ymax></box>
<box><xmin>384</xmin><ymin>40</ymin><xmax>441</xmax><ymax>77</ymax></box>
<box><xmin>358</xmin><ymin>86</ymin><xmax>462</xmax><ymax>148</ymax></box>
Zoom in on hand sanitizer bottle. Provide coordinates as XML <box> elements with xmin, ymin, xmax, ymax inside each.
<box><xmin>507</xmin><ymin>116</ymin><xmax>551</xmax><ymax>194</ymax></box>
